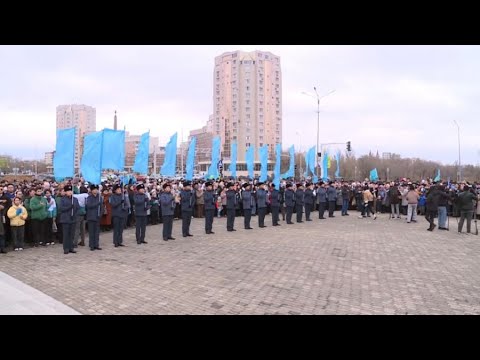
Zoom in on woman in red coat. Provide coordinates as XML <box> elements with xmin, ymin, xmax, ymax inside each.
<box><xmin>100</xmin><ymin>187</ymin><xmax>112</xmax><ymax>231</ymax></box>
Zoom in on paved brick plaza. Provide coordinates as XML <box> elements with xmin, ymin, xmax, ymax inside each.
<box><xmin>1</xmin><ymin>213</ymin><xmax>480</xmax><ymax>314</ymax></box>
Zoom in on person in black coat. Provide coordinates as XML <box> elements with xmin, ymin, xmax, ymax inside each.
<box><xmin>226</xmin><ymin>182</ymin><xmax>237</xmax><ymax>231</ymax></box>
<box><xmin>270</xmin><ymin>184</ymin><xmax>281</xmax><ymax>226</ymax></box>
<box><xmin>256</xmin><ymin>183</ymin><xmax>268</xmax><ymax>228</ymax></box>
<box><xmin>59</xmin><ymin>185</ymin><xmax>80</xmax><ymax>254</ymax></box>
<box><xmin>425</xmin><ymin>185</ymin><xmax>442</xmax><ymax>231</ymax></box>
<box><xmin>327</xmin><ymin>182</ymin><xmax>337</xmax><ymax>217</ymax></box>
<box><xmin>317</xmin><ymin>182</ymin><xmax>327</xmax><ymax>219</ymax></box>
<box><xmin>134</xmin><ymin>183</ymin><xmax>150</xmax><ymax>244</ymax></box>
<box><xmin>241</xmin><ymin>183</ymin><xmax>254</xmax><ymax>229</ymax></box>
<box><xmin>109</xmin><ymin>184</ymin><xmax>130</xmax><ymax>247</ymax></box>
<box><xmin>203</xmin><ymin>182</ymin><xmax>216</xmax><ymax>234</ymax></box>
<box><xmin>160</xmin><ymin>183</ymin><xmax>175</xmax><ymax>241</ymax></box>
<box><xmin>304</xmin><ymin>183</ymin><xmax>314</xmax><ymax>221</ymax></box>
<box><xmin>180</xmin><ymin>181</ymin><xmax>195</xmax><ymax>237</ymax></box>
<box><xmin>295</xmin><ymin>183</ymin><xmax>305</xmax><ymax>223</ymax></box>
<box><xmin>85</xmin><ymin>184</ymin><xmax>102</xmax><ymax>251</ymax></box>
<box><xmin>285</xmin><ymin>183</ymin><xmax>295</xmax><ymax>224</ymax></box>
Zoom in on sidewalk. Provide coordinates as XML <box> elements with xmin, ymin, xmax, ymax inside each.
<box><xmin>0</xmin><ymin>271</ymin><xmax>80</xmax><ymax>315</ymax></box>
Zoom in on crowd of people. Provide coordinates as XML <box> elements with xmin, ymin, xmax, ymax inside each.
<box><xmin>1</xmin><ymin>176</ymin><xmax>479</xmax><ymax>255</ymax></box>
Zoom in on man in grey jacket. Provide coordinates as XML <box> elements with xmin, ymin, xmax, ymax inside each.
<box><xmin>85</xmin><ymin>184</ymin><xmax>102</xmax><ymax>251</ymax></box>
<box><xmin>327</xmin><ymin>182</ymin><xmax>337</xmax><ymax>218</ymax></box>
<box><xmin>109</xmin><ymin>184</ymin><xmax>130</xmax><ymax>247</ymax></box>
<box><xmin>160</xmin><ymin>183</ymin><xmax>175</xmax><ymax>241</ymax></box>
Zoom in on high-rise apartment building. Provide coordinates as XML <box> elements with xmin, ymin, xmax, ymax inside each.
<box><xmin>56</xmin><ymin>104</ymin><xmax>96</xmax><ymax>172</ymax></box>
<box><xmin>213</xmin><ymin>50</ymin><xmax>282</xmax><ymax>163</ymax></box>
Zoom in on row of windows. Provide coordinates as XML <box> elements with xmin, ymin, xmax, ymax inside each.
<box><xmin>223</xmin><ymin>163</ymin><xmax>275</xmax><ymax>171</ymax></box>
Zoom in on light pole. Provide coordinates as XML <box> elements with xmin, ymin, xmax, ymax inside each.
<box><xmin>302</xmin><ymin>88</ymin><xmax>335</xmax><ymax>179</ymax></box>
<box><xmin>453</xmin><ymin>120</ymin><xmax>461</xmax><ymax>181</ymax></box>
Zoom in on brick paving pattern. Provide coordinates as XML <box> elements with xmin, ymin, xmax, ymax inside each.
<box><xmin>1</xmin><ymin>214</ymin><xmax>479</xmax><ymax>314</ymax></box>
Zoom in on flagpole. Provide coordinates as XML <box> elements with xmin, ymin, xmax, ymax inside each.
<box><xmin>181</xmin><ymin>128</ymin><xmax>184</xmax><ymax>178</ymax></box>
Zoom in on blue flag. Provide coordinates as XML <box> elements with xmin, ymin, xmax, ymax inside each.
<box><xmin>80</xmin><ymin>131</ymin><xmax>104</xmax><ymax>185</ymax></box>
<box><xmin>185</xmin><ymin>137</ymin><xmax>196</xmax><ymax>181</ymax></box>
<box><xmin>132</xmin><ymin>132</ymin><xmax>150</xmax><ymax>174</ymax></box>
<box><xmin>335</xmin><ymin>151</ymin><xmax>341</xmax><ymax>178</ymax></box>
<box><xmin>274</xmin><ymin>143</ymin><xmax>281</xmax><ymax>189</ymax></box>
<box><xmin>434</xmin><ymin>169</ymin><xmax>441</xmax><ymax>182</ymax></box>
<box><xmin>322</xmin><ymin>152</ymin><xmax>329</xmax><ymax>181</ymax></box>
<box><xmin>230</xmin><ymin>141</ymin><xmax>237</xmax><ymax>178</ymax></box>
<box><xmin>304</xmin><ymin>149</ymin><xmax>310</xmax><ymax>178</ymax></box>
<box><xmin>246</xmin><ymin>145</ymin><xmax>254</xmax><ymax>179</ymax></box>
<box><xmin>101</xmin><ymin>129</ymin><xmax>125</xmax><ymax>171</ymax></box>
<box><xmin>281</xmin><ymin>145</ymin><xmax>295</xmax><ymax>179</ymax></box>
<box><xmin>205</xmin><ymin>136</ymin><xmax>221</xmax><ymax>179</ymax></box>
<box><xmin>54</xmin><ymin>127</ymin><xmax>76</xmax><ymax>179</ymax></box>
<box><xmin>259</xmin><ymin>145</ymin><xmax>268</xmax><ymax>182</ymax></box>
<box><xmin>161</xmin><ymin>133</ymin><xmax>178</xmax><ymax>177</ymax></box>
<box><xmin>307</xmin><ymin>147</ymin><xmax>317</xmax><ymax>183</ymax></box>
<box><xmin>370</xmin><ymin>168</ymin><xmax>379</xmax><ymax>181</ymax></box>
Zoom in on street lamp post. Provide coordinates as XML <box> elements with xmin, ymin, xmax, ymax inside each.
<box><xmin>453</xmin><ymin>120</ymin><xmax>461</xmax><ymax>181</ymax></box>
<box><xmin>302</xmin><ymin>88</ymin><xmax>335</xmax><ymax>179</ymax></box>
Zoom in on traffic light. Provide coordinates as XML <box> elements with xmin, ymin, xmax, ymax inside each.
<box><xmin>317</xmin><ymin>152</ymin><xmax>321</xmax><ymax>158</ymax></box>
<box><xmin>346</xmin><ymin>141</ymin><xmax>351</xmax><ymax>152</ymax></box>
<box><xmin>295</xmin><ymin>165</ymin><xmax>298</xmax><ymax>171</ymax></box>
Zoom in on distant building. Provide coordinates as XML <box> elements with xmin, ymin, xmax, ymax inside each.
<box><xmin>382</xmin><ymin>152</ymin><xmax>401</xmax><ymax>160</ymax></box>
<box><xmin>124</xmin><ymin>132</ymin><xmax>159</xmax><ymax>173</ymax></box>
<box><xmin>44</xmin><ymin>151</ymin><xmax>54</xmax><ymax>166</ymax></box>
<box><xmin>212</xmin><ymin>50</ymin><xmax>282</xmax><ymax>162</ymax></box>
<box><xmin>56</xmin><ymin>104</ymin><xmax>96</xmax><ymax>173</ymax></box>
<box><xmin>45</xmin><ymin>151</ymin><xmax>54</xmax><ymax>173</ymax></box>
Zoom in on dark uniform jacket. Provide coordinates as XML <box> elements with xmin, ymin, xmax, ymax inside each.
<box><xmin>226</xmin><ymin>190</ymin><xmax>237</xmax><ymax>210</ymax></box>
<box><xmin>110</xmin><ymin>192</ymin><xmax>131</xmax><ymax>218</ymax></box>
<box><xmin>134</xmin><ymin>193</ymin><xmax>150</xmax><ymax>217</ymax></box>
<box><xmin>256</xmin><ymin>189</ymin><xmax>268</xmax><ymax>209</ymax></box>
<box><xmin>160</xmin><ymin>192</ymin><xmax>175</xmax><ymax>216</ymax></box>
<box><xmin>203</xmin><ymin>190</ymin><xmax>216</xmax><ymax>210</ymax></box>
<box><xmin>327</xmin><ymin>186</ymin><xmax>337</xmax><ymax>202</ymax></box>
<box><xmin>59</xmin><ymin>196</ymin><xmax>80</xmax><ymax>224</ymax></box>
<box><xmin>180</xmin><ymin>190</ymin><xmax>195</xmax><ymax>212</ymax></box>
<box><xmin>295</xmin><ymin>189</ymin><xmax>305</xmax><ymax>206</ymax></box>
<box><xmin>285</xmin><ymin>189</ymin><xmax>295</xmax><ymax>207</ymax></box>
<box><xmin>242</xmin><ymin>190</ymin><xmax>253</xmax><ymax>210</ymax></box>
<box><xmin>316</xmin><ymin>187</ymin><xmax>327</xmax><ymax>203</ymax></box>
<box><xmin>304</xmin><ymin>189</ymin><xmax>314</xmax><ymax>205</ymax></box>
<box><xmin>86</xmin><ymin>194</ymin><xmax>102</xmax><ymax>222</ymax></box>
<box><xmin>270</xmin><ymin>189</ymin><xmax>281</xmax><ymax>207</ymax></box>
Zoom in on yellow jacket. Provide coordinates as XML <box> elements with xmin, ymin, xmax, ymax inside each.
<box><xmin>7</xmin><ymin>205</ymin><xmax>28</xmax><ymax>226</ymax></box>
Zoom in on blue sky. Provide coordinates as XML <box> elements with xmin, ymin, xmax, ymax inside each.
<box><xmin>1</xmin><ymin>45</ymin><xmax>479</xmax><ymax>165</ymax></box>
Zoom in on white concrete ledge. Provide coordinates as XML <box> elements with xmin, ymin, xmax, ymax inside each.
<box><xmin>0</xmin><ymin>272</ymin><xmax>80</xmax><ymax>315</ymax></box>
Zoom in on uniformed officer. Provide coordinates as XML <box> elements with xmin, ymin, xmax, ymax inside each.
<box><xmin>85</xmin><ymin>184</ymin><xmax>102</xmax><ymax>251</ymax></box>
<box><xmin>285</xmin><ymin>183</ymin><xmax>295</xmax><ymax>224</ymax></box>
<box><xmin>59</xmin><ymin>185</ymin><xmax>80</xmax><ymax>254</ymax></box>
<box><xmin>109</xmin><ymin>184</ymin><xmax>130</xmax><ymax>247</ymax></box>
<box><xmin>256</xmin><ymin>182</ymin><xmax>268</xmax><ymax>228</ymax></box>
<box><xmin>160</xmin><ymin>183</ymin><xmax>175</xmax><ymax>241</ymax></box>
<box><xmin>226</xmin><ymin>182</ymin><xmax>237</xmax><ymax>231</ymax></box>
<box><xmin>134</xmin><ymin>183</ymin><xmax>150</xmax><ymax>244</ymax></box>
<box><xmin>203</xmin><ymin>182</ymin><xmax>216</xmax><ymax>234</ymax></box>
<box><xmin>180</xmin><ymin>181</ymin><xmax>195</xmax><ymax>237</ymax></box>
<box><xmin>295</xmin><ymin>183</ymin><xmax>305</xmax><ymax>223</ymax></box>
<box><xmin>304</xmin><ymin>183</ymin><xmax>314</xmax><ymax>221</ymax></box>
<box><xmin>270</xmin><ymin>184</ymin><xmax>281</xmax><ymax>226</ymax></box>
<box><xmin>317</xmin><ymin>182</ymin><xmax>327</xmax><ymax>219</ymax></box>
<box><xmin>327</xmin><ymin>181</ymin><xmax>337</xmax><ymax>217</ymax></box>
<box><xmin>241</xmin><ymin>183</ymin><xmax>254</xmax><ymax>230</ymax></box>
